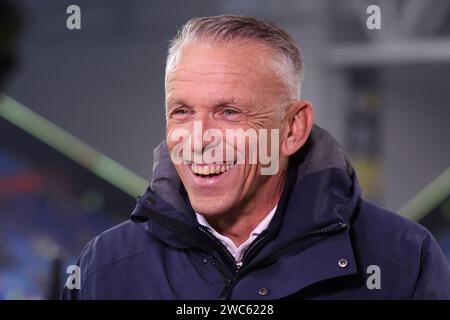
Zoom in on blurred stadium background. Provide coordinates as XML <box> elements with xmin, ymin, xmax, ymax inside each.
<box><xmin>0</xmin><ymin>0</ymin><xmax>449</xmax><ymax>299</ymax></box>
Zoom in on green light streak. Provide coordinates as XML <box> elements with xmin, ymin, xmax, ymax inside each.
<box><xmin>399</xmin><ymin>167</ymin><xmax>450</xmax><ymax>221</ymax></box>
<box><xmin>0</xmin><ymin>95</ymin><xmax>448</xmax><ymax>220</ymax></box>
<box><xmin>0</xmin><ymin>95</ymin><xmax>147</xmax><ymax>197</ymax></box>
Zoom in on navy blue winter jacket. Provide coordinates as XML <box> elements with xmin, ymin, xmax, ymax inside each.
<box><xmin>61</xmin><ymin>126</ymin><xmax>450</xmax><ymax>299</ymax></box>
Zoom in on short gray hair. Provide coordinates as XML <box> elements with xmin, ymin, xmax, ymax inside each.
<box><xmin>165</xmin><ymin>15</ymin><xmax>304</xmax><ymax>98</ymax></box>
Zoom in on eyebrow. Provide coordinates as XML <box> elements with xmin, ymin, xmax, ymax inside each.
<box><xmin>166</xmin><ymin>98</ymin><xmax>247</xmax><ymax>109</ymax></box>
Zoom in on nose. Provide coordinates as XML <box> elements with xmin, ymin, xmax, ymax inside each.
<box><xmin>191</xmin><ymin>112</ymin><xmax>221</xmax><ymax>157</ymax></box>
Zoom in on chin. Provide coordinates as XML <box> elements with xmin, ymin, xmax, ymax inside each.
<box><xmin>190</xmin><ymin>196</ymin><xmax>234</xmax><ymax>216</ymax></box>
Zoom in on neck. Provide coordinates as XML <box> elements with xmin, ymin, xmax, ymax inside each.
<box><xmin>206</xmin><ymin>169</ymin><xmax>287</xmax><ymax>246</ymax></box>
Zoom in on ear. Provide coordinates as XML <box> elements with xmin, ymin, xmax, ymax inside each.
<box><xmin>281</xmin><ymin>100</ymin><xmax>314</xmax><ymax>157</ymax></box>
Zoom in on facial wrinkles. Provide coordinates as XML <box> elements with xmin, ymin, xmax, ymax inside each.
<box><xmin>165</xmin><ymin>42</ymin><xmax>290</xmax><ymax>211</ymax></box>
<box><xmin>160</xmin><ymin>44</ymin><xmax>294</xmax><ymax>226</ymax></box>
<box><xmin>166</xmin><ymin>77</ymin><xmax>285</xmax><ymax>177</ymax></box>
<box><xmin>167</xmin><ymin>68</ymin><xmax>284</xmax><ymax>116</ymax></box>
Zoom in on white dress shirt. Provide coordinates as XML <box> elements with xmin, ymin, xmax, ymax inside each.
<box><xmin>196</xmin><ymin>206</ymin><xmax>277</xmax><ymax>267</ymax></box>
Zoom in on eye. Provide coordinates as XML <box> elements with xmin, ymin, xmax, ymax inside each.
<box><xmin>220</xmin><ymin>107</ymin><xmax>242</xmax><ymax>120</ymax></box>
<box><xmin>170</xmin><ymin>106</ymin><xmax>192</xmax><ymax>119</ymax></box>
<box><xmin>224</xmin><ymin>108</ymin><xmax>238</xmax><ymax>115</ymax></box>
<box><xmin>216</xmin><ymin>106</ymin><xmax>243</xmax><ymax>122</ymax></box>
<box><xmin>173</xmin><ymin>109</ymin><xmax>189</xmax><ymax>115</ymax></box>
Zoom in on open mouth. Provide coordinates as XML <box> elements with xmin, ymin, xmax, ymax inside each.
<box><xmin>188</xmin><ymin>162</ymin><xmax>237</xmax><ymax>178</ymax></box>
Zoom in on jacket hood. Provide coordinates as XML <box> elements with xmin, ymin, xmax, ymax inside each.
<box><xmin>131</xmin><ymin>125</ymin><xmax>361</xmax><ymax>249</ymax></box>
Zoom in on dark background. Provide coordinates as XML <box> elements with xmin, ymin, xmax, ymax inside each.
<box><xmin>0</xmin><ymin>0</ymin><xmax>449</xmax><ymax>299</ymax></box>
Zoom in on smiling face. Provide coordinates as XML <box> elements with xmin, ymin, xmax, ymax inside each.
<box><xmin>165</xmin><ymin>40</ymin><xmax>296</xmax><ymax>218</ymax></box>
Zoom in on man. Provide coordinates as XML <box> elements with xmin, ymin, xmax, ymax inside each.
<box><xmin>62</xmin><ymin>15</ymin><xmax>450</xmax><ymax>299</ymax></box>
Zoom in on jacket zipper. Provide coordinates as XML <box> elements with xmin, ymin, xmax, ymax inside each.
<box><xmin>237</xmin><ymin>222</ymin><xmax>348</xmax><ymax>280</ymax></box>
<box><xmin>198</xmin><ymin>226</ymin><xmax>237</xmax><ymax>271</ymax></box>
<box><xmin>240</xmin><ymin>231</ymin><xmax>271</xmax><ymax>266</ymax></box>
<box><xmin>221</xmin><ymin>222</ymin><xmax>349</xmax><ymax>299</ymax></box>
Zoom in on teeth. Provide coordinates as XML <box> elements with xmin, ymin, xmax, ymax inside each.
<box><xmin>190</xmin><ymin>163</ymin><xmax>236</xmax><ymax>176</ymax></box>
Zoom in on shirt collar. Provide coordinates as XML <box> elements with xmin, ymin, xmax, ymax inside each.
<box><xmin>196</xmin><ymin>206</ymin><xmax>277</xmax><ymax>238</ymax></box>
<box><xmin>195</xmin><ymin>206</ymin><xmax>277</xmax><ymax>263</ymax></box>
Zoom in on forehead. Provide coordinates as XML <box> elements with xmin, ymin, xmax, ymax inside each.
<box><xmin>172</xmin><ymin>40</ymin><xmax>277</xmax><ymax>74</ymax></box>
<box><xmin>165</xmin><ymin>41</ymin><xmax>286</xmax><ymax>103</ymax></box>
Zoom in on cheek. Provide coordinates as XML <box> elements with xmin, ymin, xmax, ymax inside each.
<box><xmin>166</xmin><ymin>120</ymin><xmax>177</xmax><ymax>137</ymax></box>
<box><xmin>165</xmin><ymin>129</ymin><xmax>176</xmax><ymax>152</ymax></box>
<box><xmin>166</xmin><ymin>121</ymin><xmax>190</xmax><ymax>150</ymax></box>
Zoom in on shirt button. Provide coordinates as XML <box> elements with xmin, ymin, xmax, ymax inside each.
<box><xmin>258</xmin><ymin>287</ymin><xmax>269</xmax><ymax>296</ymax></box>
<box><xmin>338</xmin><ymin>258</ymin><xmax>348</xmax><ymax>268</ymax></box>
